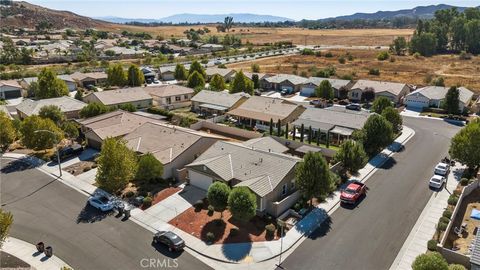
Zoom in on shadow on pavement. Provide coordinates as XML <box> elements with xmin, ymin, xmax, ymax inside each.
<box><xmin>306</xmin><ymin>216</ymin><xmax>332</xmax><ymax>240</ymax></box>
<box><xmin>0</xmin><ymin>158</ymin><xmax>38</xmax><ymax>174</ymax></box>
<box><xmin>295</xmin><ymin>208</ymin><xmax>329</xmax><ymax>238</ymax></box>
<box><xmin>221</xmin><ymin>241</ymin><xmax>252</xmax><ymax>262</ymax></box>
<box><xmin>150</xmin><ymin>241</ymin><xmax>183</xmax><ymax>258</ymax></box>
<box><xmin>340</xmin><ymin>194</ymin><xmax>367</xmax><ymax>210</ymax></box>
<box><xmin>76</xmin><ymin>202</ymin><xmax>113</xmax><ymax>223</ymax></box>
<box><xmin>380</xmin><ymin>157</ymin><xmax>397</xmax><ymax>170</ymax></box>
<box><xmin>442</xmin><ymin>119</ymin><xmax>465</xmax><ymax>127</ymax></box>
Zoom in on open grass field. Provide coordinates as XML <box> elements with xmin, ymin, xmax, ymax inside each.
<box><xmin>100</xmin><ymin>25</ymin><xmax>413</xmax><ymax>46</ymax></box>
<box><xmin>227</xmin><ymin>49</ymin><xmax>480</xmax><ymax>93</ymax></box>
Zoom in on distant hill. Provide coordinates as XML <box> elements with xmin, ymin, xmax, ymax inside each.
<box><xmin>97</xmin><ymin>13</ymin><xmax>294</xmax><ymax>24</ymax></box>
<box><xmin>325</xmin><ymin>4</ymin><xmax>473</xmax><ymax>21</ymax></box>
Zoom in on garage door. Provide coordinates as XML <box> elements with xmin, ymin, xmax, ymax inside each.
<box><xmin>406</xmin><ymin>98</ymin><xmax>427</xmax><ymax>108</ymax></box>
<box><xmin>300</xmin><ymin>87</ymin><xmax>315</xmax><ymax>97</ymax></box>
<box><xmin>3</xmin><ymin>90</ymin><xmax>21</xmax><ymax>99</ymax></box>
<box><xmin>189</xmin><ymin>170</ymin><xmax>213</xmax><ymax>191</ymax></box>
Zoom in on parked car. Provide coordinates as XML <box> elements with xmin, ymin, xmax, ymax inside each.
<box><xmin>88</xmin><ymin>195</ymin><xmax>115</xmax><ymax>211</ymax></box>
<box><xmin>153</xmin><ymin>231</ymin><xmax>185</xmax><ymax>252</ymax></box>
<box><xmin>214</xmin><ymin>59</ymin><xmax>222</xmax><ymax>65</ymax></box>
<box><xmin>340</xmin><ymin>180</ymin><xmax>367</xmax><ymax>204</ymax></box>
<box><xmin>434</xmin><ymin>162</ymin><xmax>450</xmax><ymax>176</ymax></box>
<box><xmin>52</xmin><ymin>143</ymin><xmax>83</xmax><ymax>162</ymax></box>
<box><xmin>309</xmin><ymin>99</ymin><xmax>321</xmax><ymax>106</ymax></box>
<box><xmin>429</xmin><ymin>175</ymin><xmax>446</xmax><ymax>189</ymax></box>
<box><xmin>346</xmin><ymin>103</ymin><xmax>361</xmax><ymax>111</ymax></box>
<box><xmin>280</xmin><ymin>88</ymin><xmax>293</xmax><ymax>96</ymax></box>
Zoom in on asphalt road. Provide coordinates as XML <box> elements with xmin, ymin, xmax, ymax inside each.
<box><xmin>280</xmin><ymin>117</ymin><xmax>462</xmax><ymax>270</ymax></box>
<box><xmin>0</xmin><ymin>159</ymin><xmax>212</xmax><ymax>270</ymax></box>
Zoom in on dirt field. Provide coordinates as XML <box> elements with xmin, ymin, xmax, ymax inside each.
<box><xmin>101</xmin><ymin>25</ymin><xmax>412</xmax><ymax>46</ymax></box>
<box><xmin>227</xmin><ymin>49</ymin><xmax>480</xmax><ymax>92</ymax></box>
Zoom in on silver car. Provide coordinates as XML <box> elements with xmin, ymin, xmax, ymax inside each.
<box><xmin>88</xmin><ymin>195</ymin><xmax>114</xmax><ymax>211</ymax></box>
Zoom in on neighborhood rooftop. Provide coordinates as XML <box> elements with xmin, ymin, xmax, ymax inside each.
<box><xmin>293</xmin><ymin>107</ymin><xmax>369</xmax><ymax>134</ymax></box>
<box><xmin>265</xmin><ymin>74</ymin><xmax>307</xmax><ymax>85</ymax></box>
<box><xmin>85</xmin><ymin>87</ymin><xmax>152</xmax><ymax>106</ymax></box>
<box><xmin>227</xmin><ymin>96</ymin><xmax>304</xmax><ymax>122</ymax></box>
<box><xmin>16</xmin><ymin>96</ymin><xmax>86</xmax><ymax>116</ymax></box>
<box><xmin>191</xmin><ymin>90</ymin><xmax>248</xmax><ymax>109</ymax></box>
<box><xmin>351</xmin><ymin>79</ymin><xmax>408</xmax><ymax>95</ymax></box>
<box><xmin>143</xmin><ymin>85</ymin><xmax>194</xmax><ymax>97</ymax></box>
<box><xmin>410</xmin><ymin>86</ymin><xmax>474</xmax><ymax>104</ymax></box>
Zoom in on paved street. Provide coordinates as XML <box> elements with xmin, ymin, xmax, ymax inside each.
<box><xmin>0</xmin><ymin>158</ymin><xmax>212</xmax><ymax>270</ymax></box>
<box><xmin>279</xmin><ymin>117</ymin><xmax>462</xmax><ymax>270</ymax></box>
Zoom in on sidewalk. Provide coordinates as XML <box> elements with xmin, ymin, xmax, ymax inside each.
<box><xmin>389</xmin><ymin>164</ymin><xmax>464</xmax><ymax>270</ymax></box>
<box><xmin>1</xmin><ymin>237</ymin><xmax>71</xmax><ymax>270</ymax></box>
<box><xmin>1</xmin><ymin>125</ymin><xmax>415</xmax><ymax>269</ymax></box>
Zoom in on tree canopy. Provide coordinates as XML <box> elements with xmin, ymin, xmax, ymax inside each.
<box><xmin>189</xmin><ymin>61</ymin><xmax>206</xmax><ymax>79</ymax></box>
<box><xmin>96</xmin><ymin>137</ymin><xmax>138</xmax><ymax>192</ymax></box>
<box><xmin>174</xmin><ymin>64</ymin><xmax>188</xmax><ymax>80</ymax></box>
<box><xmin>19</xmin><ymin>115</ymin><xmax>64</xmax><ymax>150</ymax></box>
<box><xmin>449</xmin><ymin>118</ymin><xmax>480</xmax><ymax>170</ymax></box>
<box><xmin>38</xmin><ymin>105</ymin><xmax>65</xmax><ymax>125</ymax></box>
<box><xmin>207</xmin><ymin>181</ymin><xmax>231</xmax><ymax>216</ymax></box>
<box><xmin>227</xmin><ymin>186</ymin><xmax>257</xmax><ymax>222</ymax></box>
<box><xmin>136</xmin><ymin>153</ymin><xmax>164</xmax><ymax>183</ymax></box>
<box><xmin>0</xmin><ymin>112</ymin><xmax>16</xmax><ymax>152</ymax></box>
<box><xmin>107</xmin><ymin>63</ymin><xmax>126</xmax><ymax>86</ymax></box>
<box><xmin>127</xmin><ymin>64</ymin><xmax>145</xmax><ymax>86</ymax></box>
<box><xmin>315</xmin><ymin>80</ymin><xmax>334</xmax><ymax>100</ymax></box>
<box><xmin>187</xmin><ymin>70</ymin><xmax>206</xmax><ymax>90</ymax></box>
<box><xmin>35</xmin><ymin>68</ymin><xmax>69</xmax><ymax>99</ymax></box>
<box><xmin>443</xmin><ymin>86</ymin><xmax>460</xmax><ymax>114</ymax></box>
<box><xmin>295</xmin><ymin>151</ymin><xmax>332</xmax><ymax>206</ymax></box>
<box><xmin>381</xmin><ymin>107</ymin><xmax>403</xmax><ymax>134</ymax></box>
<box><xmin>0</xmin><ymin>209</ymin><xmax>13</xmax><ymax>248</ymax></box>
<box><xmin>79</xmin><ymin>102</ymin><xmax>111</xmax><ymax>118</ymax></box>
<box><xmin>371</xmin><ymin>96</ymin><xmax>393</xmax><ymax>114</ymax></box>
<box><xmin>334</xmin><ymin>140</ymin><xmax>368</xmax><ymax>174</ymax></box>
<box><xmin>359</xmin><ymin>114</ymin><xmax>394</xmax><ymax>156</ymax></box>
<box><xmin>230</xmin><ymin>71</ymin><xmax>253</xmax><ymax>95</ymax></box>
<box><xmin>209</xmin><ymin>74</ymin><xmax>226</xmax><ymax>91</ymax></box>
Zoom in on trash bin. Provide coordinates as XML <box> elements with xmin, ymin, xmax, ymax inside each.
<box><xmin>36</xmin><ymin>242</ymin><xmax>45</xmax><ymax>253</ymax></box>
<box><xmin>44</xmin><ymin>246</ymin><xmax>53</xmax><ymax>257</ymax></box>
<box><xmin>124</xmin><ymin>208</ymin><xmax>131</xmax><ymax>219</ymax></box>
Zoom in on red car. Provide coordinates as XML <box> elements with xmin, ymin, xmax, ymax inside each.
<box><xmin>340</xmin><ymin>181</ymin><xmax>367</xmax><ymax>204</ymax></box>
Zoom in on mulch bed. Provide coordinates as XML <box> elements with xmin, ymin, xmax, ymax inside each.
<box><xmin>169</xmin><ymin>205</ymin><xmax>279</xmax><ymax>244</ymax></box>
<box><xmin>152</xmin><ymin>187</ymin><xmax>181</xmax><ymax>205</ymax></box>
<box><xmin>0</xmin><ymin>251</ymin><xmax>31</xmax><ymax>269</ymax></box>
<box><xmin>64</xmin><ymin>160</ymin><xmax>96</xmax><ymax>176</ymax></box>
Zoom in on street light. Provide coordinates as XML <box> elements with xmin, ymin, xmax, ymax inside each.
<box><xmin>34</xmin><ymin>129</ymin><xmax>62</xmax><ymax>177</ymax></box>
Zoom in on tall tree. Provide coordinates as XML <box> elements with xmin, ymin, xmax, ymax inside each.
<box><xmin>127</xmin><ymin>64</ymin><xmax>145</xmax><ymax>86</ymax></box>
<box><xmin>0</xmin><ymin>112</ymin><xmax>16</xmax><ymax>152</ymax></box>
<box><xmin>315</xmin><ymin>80</ymin><xmax>334</xmax><ymax>100</ymax></box>
<box><xmin>228</xmin><ymin>186</ymin><xmax>256</xmax><ymax>222</ymax></box>
<box><xmin>174</xmin><ymin>63</ymin><xmax>188</xmax><ymax>80</ymax></box>
<box><xmin>230</xmin><ymin>70</ymin><xmax>253</xmax><ymax>95</ymax></box>
<box><xmin>295</xmin><ymin>151</ymin><xmax>332</xmax><ymax>206</ymax></box>
<box><xmin>381</xmin><ymin>107</ymin><xmax>403</xmax><ymax>134</ymax></box>
<box><xmin>360</xmin><ymin>114</ymin><xmax>394</xmax><ymax>156</ymax></box>
<box><xmin>449</xmin><ymin>119</ymin><xmax>480</xmax><ymax>170</ymax></box>
<box><xmin>390</xmin><ymin>36</ymin><xmax>407</xmax><ymax>55</ymax></box>
<box><xmin>187</xmin><ymin>71</ymin><xmax>206</xmax><ymax>90</ymax></box>
<box><xmin>409</xmin><ymin>32</ymin><xmax>437</xmax><ymax>57</ymax></box>
<box><xmin>36</xmin><ymin>68</ymin><xmax>69</xmax><ymax>99</ymax></box>
<box><xmin>334</xmin><ymin>140</ymin><xmax>368</xmax><ymax>174</ymax></box>
<box><xmin>0</xmin><ymin>209</ymin><xmax>13</xmax><ymax>248</ymax></box>
<box><xmin>38</xmin><ymin>105</ymin><xmax>65</xmax><ymax>125</ymax></box>
<box><xmin>252</xmin><ymin>74</ymin><xmax>260</xmax><ymax>89</ymax></box>
<box><xmin>79</xmin><ymin>102</ymin><xmax>110</xmax><ymax>118</ymax></box>
<box><xmin>371</xmin><ymin>96</ymin><xmax>393</xmax><ymax>114</ymax></box>
<box><xmin>107</xmin><ymin>63</ymin><xmax>126</xmax><ymax>86</ymax></box>
<box><xmin>224</xmin><ymin>16</ymin><xmax>234</xmax><ymax>32</ymax></box>
<box><xmin>19</xmin><ymin>116</ymin><xmax>64</xmax><ymax>150</ymax></box>
<box><xmin>136</xmin><ymin>153</ymin><xmax>164</xmax><ymax>183</ymax></box>
<box><xmin>207</xmin><ymin>181</ymin><xmax>231</xmax><ymax>218</ymax></box>
<box><xmin>209</xmin><ymin>74</ymin><xmax>226</xmax><ymax>91</ymax></box>
<box><xmin>188</xmin><ymin>61</ymin><xmax>206</xmax><ymax>79</ymax></box>
<box><xmin>443</xmin><ymin>86</ymin><xmax>460</xmax><ymax>114</ymax></box>
<box><xmin>96</xmin><ymin>137</ymin><xmax>138</xmax><ymax>193</ymax></box>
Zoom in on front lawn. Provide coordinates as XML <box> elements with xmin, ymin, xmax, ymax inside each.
<box><xmin>169</xmin><ymin>202</ymin><xmax>279</xmax><ymax>244</ymax></box>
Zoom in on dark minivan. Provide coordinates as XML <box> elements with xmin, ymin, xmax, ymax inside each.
<box><xmin>153</xmin><ymin>231</ymin><xmax>185</xmax><ymax>252</ymax></box>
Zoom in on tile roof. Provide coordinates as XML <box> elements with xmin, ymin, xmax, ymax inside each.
<box><xmin>143</xmin><ymin>85</ymin><xmax>194</xmax><ymax>98</ymax></box>
<box><xmin>16</xmin><ymin>97</ymin><xmax>87</xmax><ymax>117</ymax></box>
<box><xmin>85</xmin><ymin>87</ymin><xmax>152</xmax><ymax>106</ymax></box>
<box><xmin>293</xmin><ymin>107</ymin><xmax>369</xmax><ymax>131</ymax></box>
<box><xmin>187</xmin><ymin>141</ymin><xmax>299</xmax><ymax>197</ymax></box>
<box><xmin>264</xmin><ymin>74</ymin><xmax>307</xmax><ymax>85</ymax></box>
<box><xmin>242</xmin><ymin>136</ymin><xmax>289</xmax><ymax>153</ymax></box>
<box><xmin>304</xmin><ymin>77</ymin><xmax>353</xmax><ymax>89</ymax></box>
<box><xmin>123</xmin><ymin>122</ymin><xmax>221</xmax><ymax>165</ymax></box>
<box><xmin>227</xmin><ymin>96</ymin><xmax>305</xmax><ymax>122</ymax></box>
<box><xmin>351</xmin><ymin>80</ymin><xmax>408</xmax><ymax>96</ymax></box>
<box><xmin>191</xmin><ymin>90</ymin><xmax>247</xmax><ymax>109</ymax></box>
<box><xmin>408</xmin><ymin>86</ymin><xmax>474</xmax><ymax>104</ymax></box>
<box><xmin>70</xmin><ymin>72</ymin><xmax>108</xmax><ymax>81</ymax></box>
<box><xmin>0</xmin><ymin>80</ymin><xmax>22</xmax><ymax>89</ymax></box>
<box><xmin>205</xmin><ymin>67</ymin><xmax>236</xmax><ymax>78</ymax></box>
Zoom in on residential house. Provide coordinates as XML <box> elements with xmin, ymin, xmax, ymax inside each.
<box><xmin>205</xmin><ymin>67</ymin><xmax>236</xmax><ymax>82</ymax></box>
<box><xmin>405</xmin><ymin>86</ymin><xmax>474</xmax><ymax>112</ymax></box>
<box><xmin>300</xmin><ymin>77</ymin><xmax>353</xmax><ymax>98</ymax></box>
<box><xmin>186</xmin><ymin>140</ymin><xmax>301</xmax><ymax>217</ymax></box>
<box><xmin>348</xmin><ymin>80</ymin><xmax>410</xmax><ymax>104</ymax></box>
<box><xmin>243</xmin><ymin>72</ymin><xmax>270</xmax><ymax>82</ymax></box>
<box><xmin>83</xmin><ymin>87</ymin><xmax>153</xmax><ymax>109</ymax></box>
<box><xmin>260</xmin><ymin>74</ymin><xmax>307</xmax><ymax>93</ymax></box>
<box><xmin>20</xmin><ymin>75</ymin><xmax>77</xmax><ymax>92</ymax></box>
<box><xmin>123</xmin><ymin>122</ymin><xmax>223</xmax><ymax>179</ymax></box>
<box><xmin>141</xmin><ymin>67</ymin><xmax>158</xmax><ymax>83</ymax></box>
<box><xmin>191</xmin><ymin>90</ymin><xmax>249</xmax><ymax>116</ymax></box>
<box><xmin>241</xmin><ymin>136</ymin><xmax>289</xmax><ymax>154</ymax></box>
<box><xmin>78</xmin><ymin>110</ymin><xmax>166</xmax><ymax>149</ymax></box>
<box><xmin>226</xmin><ymin>96</ymin><xmax>306</xmax><ymax>131</ymax></box>
<box><xmin>0</xmin><ymin>80</ymin><xmax>23</xmax><ymax>99</ymax></box>
<box><xmin>292</xmin><ymin>106</ymin><xmax>370</xmax><ymax>145</ymax></box>
<box><xmin>143</xmin><ymin>85</ymin><xmax>194</xmax><ymax>109</ymax></box>
<box><xmin>71</xmin><ymin>72</ymin><xmax>108</xmax><ymax>87</ymax></box>
<box><xmin>159</xmin><ymin>66</ymin><xmax>176</xmax><ymax>81</ymax></box>
<box><xmin>16</xmin><ymin>96</ymin><xmax>87</xmax><ymax>119</ymax></box>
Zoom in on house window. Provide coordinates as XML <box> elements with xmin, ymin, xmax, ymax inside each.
<box><xmin>184</xmin><ymin>94</ymin><xmax>189</xmax><ymax>100</ymax></box>
<box><xmin>175</xmin><ymin>96</ymin><xmax>181</xmax><ymax>102</ymax></box>
<box><xmin>166</xmin><ymin>97</ymin><xmax>171</xmax><ymax>104</ymax></box>
<box><xmin>282</xmin><ymin>184</ymin><xmax>287</xmax><ymax>195</ymax></box>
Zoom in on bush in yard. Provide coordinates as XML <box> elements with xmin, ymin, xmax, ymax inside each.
<box><xmin>194</xmin><ymin>199</ymin><xmax>204</xmax><ymax>210</ymax></box>
<box><xmin>136</xmin><ymin>153</ymin><xmax>164</xmax><ymax>183</ymax></box>
<box><xmin>460</xmin><ymin>178</ymin><xmax>469</xmax><ymax>186</ymax></box>
<box><xmin>125</xmin><ymin>191</ymin><xmax>135</xmax><ymax>198</ymax></box>
<box><xmin>442</xmin><ymin>209</ymin><xmax>452</xmax><ymax>219</ymax></box>
<box><xmin>142</xmin><ymin>196</ymin><xmax>153</xmax><ymax>208</ymax></box>
<box><xmin>228</xmin><ymin>187</ymin><xmax>257</xmax><ymax>222</ymax></box>
<box><xmin>368</xmin><ymin>68</ymin><xmax>380</xmax><ymax>76</ymax></box>
<box><xmin>334</xmin><ymin>140</ymin><xmax>368</xmax><ymax>175</ymax></box>
<box><xmin>206</xmin><ymin>232</ymin><xmax>215</xmax><ymax>243</ymax></box>
<box><xmin>0</xmin><ymin>209</ymin><xmax>13</xmax><ymax>248</ymax></box>
<box><xmin>427</xmin><ymin>239</ymin><xmax>438</xmax><ymax>251</ymax></box>
<box><xmin>448</xmin><ymin>264</ymin><xmax>466</xmax><ymax>270</ymax></box>
<box><xmin>412</xmin><ymin>252</ymin><xmax>448</xmax><ymax>270</ymax></box>
<box><xmin>207</xmin><ymin>205</ymin><xmax>214</xmax><ymax>216</ymax></box>
<box><xmin>448</xmin><ymin>195</ymin><xmax>459</xmax><ymax>206</ymax></box>
<box><xmin>207</xmin><ymin>181</ymin><xmax>230</xmax><ymax>217</ymax></box>
<box><xmin>377</xmin><ymin>51</ymin><xmax>390</xmax><ymax>61</ymax></box>
<box><xmin>439</xmin><ymin>216</ymin><xmax>450</xmax><ymax>224</ymax></box>
<box><xmin>265</xmin><ymin>224</ymin><xmax>276</xmax><ymax>237</ymax></box>
<box><xmin>437</xmin><ymin>222</ymin><xmax>448</xmax><ymax>232</ymax></box>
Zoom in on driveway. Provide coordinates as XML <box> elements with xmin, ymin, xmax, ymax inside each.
<box><xmin>279</xmin><ymin>117</ymin><xmax>462</xmax><ymax>270</ymax></box>
<box><xmin>0</xmin><ymin>158</ymin><xmax>212</xmax><ymax>270</ymax></box>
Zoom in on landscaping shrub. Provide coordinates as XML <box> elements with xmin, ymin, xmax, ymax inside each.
<box><xmin>206</xmin><ymin>232</ymin><xmax>215</xmax><ymax>243</ymax></box>
<box><xmin>207</xmin><ymin>205</ymin><xmax>214</xmax><ymax>216</ymax></box>
<box><xmin>146</xmin><ymin>107</ymin><xmax>174</xmax><ymax>120</ymax></box>
<box><xmin>437</xmin><ymin>221</ymin><xmax>448</xmax><ymax>232</ymax></box>
<box><xmin>453</xmin><ymin>189</ymin><xmax>462</xmax><ymax>196</ymax></box>
<box><xmin>325</xmin><ymin>52</ymin><xmax>334</xmax><ymax>58</ymax></box>
<box><xmin>448</xmin><ymin>264</ymin><xmax>466</xmax><ymax>270</ymax></box>
<box><xmin>368</xmin><ymin>68</ymin><xmax>380</xmax><ymax>76</ymax></box>
<box><xmin>142</xmin><ymin>196</ymin><xmax>153</xmax><ymax>208</ymax></box>
<box><xmin>338</xmin><ymin>56</ymin><xmax>346</xmax><ymax>64</ymax></box>
<box><xmin>265</xmin><ymin>224</ymin><xmax>276</xmax><ymax>237</ymax></box>
<box><xmin>194</xmin><ymin>199</ymin><xmax>204</xmax><ymax>210</ymax></box>
<box><xmin>460</xmin><ymin>178</ymin><xmax>469</xmax><ymax>186</ymax></box>
<box><xmin>439</xmin><ymin>216</ymin><xmax>450</xmax><ymax>224</ymax></box>
<box><xmin>442</xmin><ymin>209</ymin><xmax>452</xmax><ymax>219</ymax></box>
<box><xmin>427</xmin><ymin>239</ymin><xmax>438</xmax><ymax>251</ymax></box>
<box><xmin>413</xmin><ymin>52</ymin><xmax>421</xmax><ymax>59</ymax></box>
<box><xmin>125</xmin><ymin>191</ymin><xmax>135</xmax><ymax>198</ymax></box>
<box><xmin>315</xmin><ymin>51</ymin><xmax>322</xmax><ymax>57</ymax></box>
<box><xmin>448</xmin><ymin>195</ymin><xmax>459</xmax><ymax>206</ymax></box>
<box><xmin>377</xmin><ymin>51</ymin><xmax>390</xmax><ymax>61</ymax></box>
<box><xmin>230</xmin><ymin>227</ymin><xmax>239</xmax><ymax>236</ymax></box>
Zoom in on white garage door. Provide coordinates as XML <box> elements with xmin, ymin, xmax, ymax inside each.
<box><xmin>406</xmin><ymin>97</ymin><xmax>428</xmax><ymax>108</ymax></box>
<box><xmin>189</xmin><ymin>169</ymin><xmax>213</xmax><ymax>191</ymax></box>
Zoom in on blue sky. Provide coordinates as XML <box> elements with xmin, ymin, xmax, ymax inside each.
<box><xmin>28</xmin><ymin>0</ymin><xmax>480</xmax><ymax>20</ymax></box>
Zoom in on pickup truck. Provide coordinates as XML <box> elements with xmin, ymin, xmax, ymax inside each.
<box><xmin>340</xmin><ymin>181</ymin><xmax>367</xmax><ymax>204</ymax></box>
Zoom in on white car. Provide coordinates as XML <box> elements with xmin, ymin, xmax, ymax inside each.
<box><xmin>434</xmin><ymin>162</ymin><xmax>450</xmax><ymax>176</ymax></box>
<box><xmin>88</xmin><ymin>195</ymin><xmax>115</xmax><ymax>211</ymax></box>
<box><xmin>429</xmin><ymin>175</ymin><xmax>446</xmax><ymax>189</ymax></box>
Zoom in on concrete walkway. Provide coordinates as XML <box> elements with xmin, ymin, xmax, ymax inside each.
<box><xmin>389</xmin><ymin>164</ymin><xmax>464</xmax><ymax>270</ymax></box>
<box><xmin>1</xmin><ymin>237</ymin><xmax>71</xmax><ymax>270</ymax></box>
<box><xmin>2</xmin><ymin>125</ymin><xmax>415</xmax><ymax>269</ymax></box>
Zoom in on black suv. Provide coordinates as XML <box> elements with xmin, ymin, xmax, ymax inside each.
<box><xmin>153</xmin><ymin>231</ymin><xmax>185</xmax><ymax>252</ymax></box>
<box><xmin>54</xmin><ymin>143</ymin><xmax>83</xmax><ymax>162</ymax></box>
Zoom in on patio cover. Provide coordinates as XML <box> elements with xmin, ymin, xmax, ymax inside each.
<box><xmin>330</xmin><ymin>126</ymin><xmax>355</xmax><ymax>136</ymax></box>
<box><xmin>199</xmin><ymin>103</ymin><xmax>229</xmax><ymax>111</ymax></box>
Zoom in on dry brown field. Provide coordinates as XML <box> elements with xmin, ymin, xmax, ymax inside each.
<box><xmin>227</xmin><ymin>49</ymin><xmax>480</xmax><ymax>93</ymax></box>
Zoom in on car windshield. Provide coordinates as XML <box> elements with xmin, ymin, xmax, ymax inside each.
<box><xmin>165</xmin><ymin>232</ymin><xmax>183</xmax><ymax>244</ymax></box>
<box><xmin>431</xmin><ymin>178</ymin><xmax>441</xmax><ymax>183</ymax></box>
<box><xmin>99</xmin><ymin>196</ymin><xmax>109</xmax><ymax>204</ymax></box>
<box><xmin>437</xmin><ymin>165</ymin><xmax>446</xmax><ymax>170</ymax></box>
<box><xmin>344</xmin><ymin>188</ymin><xmax>356</xmax><ymax>195</ymax></box>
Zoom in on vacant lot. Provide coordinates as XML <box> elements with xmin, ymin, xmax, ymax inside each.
<box><xmin>228</xmin><ymin>49</ymin><xmax>480</xmax><ymax>92</ymax></box>
<box><xmin>101</xmin><ymin>25</ymin><xmax>412</xmax><ymax>46</ymax></box>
